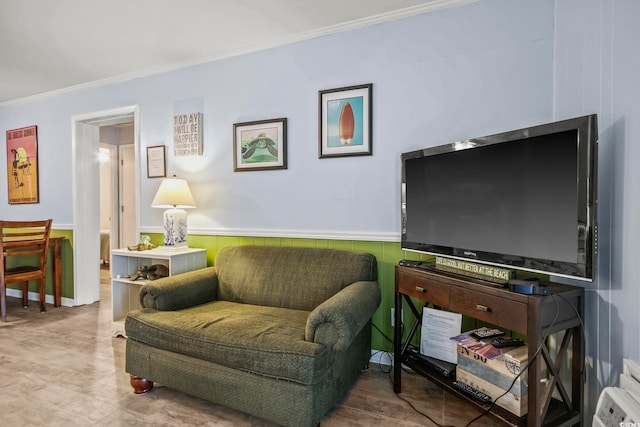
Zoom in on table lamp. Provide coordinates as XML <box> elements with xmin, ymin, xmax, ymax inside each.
<box><xmin>151</xmin><ymin>176</ymin><xmax>195</xmax><ymax>248</ymax></box>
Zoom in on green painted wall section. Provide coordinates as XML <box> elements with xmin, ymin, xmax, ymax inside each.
<box><xmin>19</xmin><ymin>229</ymin><xmax>512</xmax><ymax>352</ymax></box>
<box><xmin>51</xmin><ymin>229</ymin><xmax>74</xmax><ymax>298</ymax></box>
<box><xmin>18</xmin><ymin>229</ymin><xmax>516</xmax><ymax>353</ymax></box>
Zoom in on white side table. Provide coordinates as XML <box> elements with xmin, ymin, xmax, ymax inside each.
<box><xmin>110</xmin><ymin>247</ymin><xmax>207</xmax><ymax>337</ymax></box>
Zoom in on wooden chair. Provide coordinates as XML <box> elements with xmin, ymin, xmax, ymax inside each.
<box><xmin>0</xmin><ymin>219</ymin><xmax>52</xmax><ymax>322</ymax></box>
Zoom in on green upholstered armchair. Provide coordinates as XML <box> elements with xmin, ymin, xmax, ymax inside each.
<box><xmin>125</xmin><ymin>245</ymin><xmax>381</xmax><ymax>427</ymax></box>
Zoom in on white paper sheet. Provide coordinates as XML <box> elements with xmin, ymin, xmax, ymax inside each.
<box><xmin>420</xmin><ymin>307</ymin><xmax>462</xmax><ymax>364</ymax></box>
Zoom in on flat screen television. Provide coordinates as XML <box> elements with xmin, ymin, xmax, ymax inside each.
<box><xmin>401</xmin><ymin>114</ymin><xmax>598</xmax><ymax>281</ymax></box>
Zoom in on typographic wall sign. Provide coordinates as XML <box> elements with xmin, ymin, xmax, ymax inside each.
<box><xmin>173</xmin><ymin>112</ymin><xmax>202</xmax><ymax>156</ymax></box>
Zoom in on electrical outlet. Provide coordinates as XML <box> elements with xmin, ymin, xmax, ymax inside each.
<box><xmin>391</xmin><ymin>308</ymin><xmax>403</xmax><ymax>327</ymax></box>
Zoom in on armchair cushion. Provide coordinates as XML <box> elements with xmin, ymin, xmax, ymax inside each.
<box><xmin>214</xmin><ymin>245</ymin><xmax>377</xmax><ymax>310</ymax></box>
<box><xmin>126</xmin><ymin>302</ymin><xmax>329</xmax><ymax>385</ymax></box>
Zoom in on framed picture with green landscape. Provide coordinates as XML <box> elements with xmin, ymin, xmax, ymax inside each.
<box><xmin>233</xmin><ymin>118</ymin><xmax>287</xmax><ymax>171</ymax></box>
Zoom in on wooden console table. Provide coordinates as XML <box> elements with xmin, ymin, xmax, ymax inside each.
<box><xmin>393</xmin><ymin>264</ymin><xmax>584</xmax><ymax>426</ymax></box>
<box><xmin>110</xmin><ymin>247</ymin><xmax>207</xmax><ymax>337</ymax></box>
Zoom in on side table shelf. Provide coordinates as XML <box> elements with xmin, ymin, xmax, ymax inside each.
<box><xmin>393</xmin><ymin>265</ymin><xmax>584</xmax><ymax>427</ymax></box>
<box><xmin>111</xmin><ymin>247</ymin><xmax>207</xmax><ymax>337</ymax></box>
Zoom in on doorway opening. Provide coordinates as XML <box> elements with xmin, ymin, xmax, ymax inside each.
<box><xmin>99</xmin><ymin>123</ymin><xmax>138</xmax><ymax>258</ymax></box>
<box><xmin>72</xmin><ymin>105</ymin><xmax>139</xmax><ymax>306</ymax></box>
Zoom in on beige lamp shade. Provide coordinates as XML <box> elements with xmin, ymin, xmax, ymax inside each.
<box><xmin>152</xmin><ymin>176</ymin><xmax>195</xmax><ymax>248</ymax></box>
<box><xmin>151</xmin><ymin>176</ymin><xmax>196</xmax><ymax>209</ymax></box>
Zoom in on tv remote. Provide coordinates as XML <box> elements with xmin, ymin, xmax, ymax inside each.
<box><xmin>453</xmin><ymin>381</ymin><xmax>492</xmax><ymax>403</ymax></box>
<box><xmin>398</xmin><ymin>259</ymin><xmax>422</xmax><ymax>268</ymax></box>
<box><xmin>470</xmin><ymin>328</ymin><xmax>504</xmax><ymax>339</ymax></box>
<box><xmin>491</xmin><ymin>337</ymin><xmax>525</xmax><ymax>348</ymax></box>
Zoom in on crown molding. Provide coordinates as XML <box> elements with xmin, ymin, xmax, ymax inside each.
<box><xmin>0</xmin><ymin>0</ymin><xmax>474</xmax><ymax>108</ymax></box>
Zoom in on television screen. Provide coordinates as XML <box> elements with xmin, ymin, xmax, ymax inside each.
<box><xmin>401</xmin><ymin>115</ymin><xmax>598</xmax><ymax>281</ymax></box>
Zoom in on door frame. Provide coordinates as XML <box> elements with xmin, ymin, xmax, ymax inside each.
<box><xmin>72</xmin><ymin>105</ymin><xmax>139</xmax><ymax>305</ymax></box>
<box><xmin>118</xmin><ymin>143</ymin><xmax>136</xmax><ymax>248</ymax></box>
<box><xmin>100</xmin><ymin>142</ymin><xmax>120</xmax><ymax>251</ymax></box>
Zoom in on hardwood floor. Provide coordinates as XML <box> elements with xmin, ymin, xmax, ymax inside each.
<box><xmin>0</xmin><ymin>265</ymin><xmax>500</xmax><ymax>426</ymax></box>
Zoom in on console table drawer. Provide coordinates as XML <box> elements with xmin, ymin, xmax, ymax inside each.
<box><xmin>397</xmin><ymin>273</ymin><xmax>449</xmax><ymax>306</ymax></box>
<box><xmin>449</xmin><ymin>288</ymin><xmax>527</xmax><ymax>334</ymax></box>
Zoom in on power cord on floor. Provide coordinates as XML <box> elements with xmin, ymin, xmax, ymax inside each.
<box><xmin>375</xmin><ymin>320</ymin><xmax>457</xmax><ymax>427</ymax></box>
<box><xmin>396</xmin><ymin>391</ymin><xmax>457</xmax><ymax>427</ymax></box>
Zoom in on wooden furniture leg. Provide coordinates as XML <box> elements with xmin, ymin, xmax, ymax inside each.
<box><xmin>52</xmin><ymin>237</ymin><xmax>62</xmax><ymax>307</ymax></box>
<box><xmin>21</xmin><ymin>280</ymin><xmax>28</xmax><ymax>307</ymax></box>
<box><xmin>39</xmin><ymin>278</ymin><xmax>46</xmax><ymax>312</ymax></box>
<box><xmin>19</xmin><ymin>279</ymin><xmax>46</xmax><ymax>312</ymax></box>
<box><xmin>130</xmin><ymin>375</ymin><xmax>154</xmax><ymax>394</ymax></box>
<box><xmin>1</xmin><ymin>281</ymin><xmax>6</xmax><ymax>322</ymax></box>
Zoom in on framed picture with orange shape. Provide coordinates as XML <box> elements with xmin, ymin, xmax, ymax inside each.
<box><xmin>318</xmin><ymin>83</ymin><xmax>372</xmax><ymax>158</ymax></box>
<box><xmin>6</xmin><ymin>125</ymin><xmax>39</xmax><ymax>204</ymax></box>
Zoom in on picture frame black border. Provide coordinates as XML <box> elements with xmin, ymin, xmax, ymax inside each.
<box><xmin>318</xmin><ymin>83</ymin><xmax>372</xmax><ymax>159</ymax></box>
<box><xmin>233</xmin><ymin>117</ymin><xmax>288</xmax><ymax>172</ymax></box>
<box><xmin>146</xmin><ymin>145</ymin><xmax>167</xmax><ymax>178</ymax></box>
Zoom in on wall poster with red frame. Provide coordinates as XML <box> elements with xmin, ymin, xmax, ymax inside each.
<box><xmin>6</xmin><ymin>125</ymin><xmax>39</xmax><ymax>204</ymax></box>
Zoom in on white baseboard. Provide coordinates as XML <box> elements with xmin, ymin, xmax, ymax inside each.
<box><xmin>370</xmin><ymin>349</ymin><xmax>393</xmax><ymax>366</ymax></box>
<box><xmin>5</xmin><ymin>289</ymin><xmax>74</xmax><ymax>307</ymax></box>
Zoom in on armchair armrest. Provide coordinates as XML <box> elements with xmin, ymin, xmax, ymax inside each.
<box><xmin>139</xmin><ymin>267</ymin><xmax>218</xmax><ymax>311</ymax></box>
<box><xmin>305</xmin><ymin>280</ymin><xmax>381</xmax><ymax>351</ymax></box>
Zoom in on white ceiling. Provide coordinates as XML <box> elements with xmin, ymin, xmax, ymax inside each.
<box><xmin>0</xmin><ymin>0</ymin><xmax>473</xmax><ymax>106</ymax></box>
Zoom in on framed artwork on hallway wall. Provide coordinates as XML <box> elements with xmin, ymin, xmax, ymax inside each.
<box><xmin>318</xmin><ymin>83</ymin><xmax>372</xmax><ymax>158</ymax></box>
<box><xmin>233</xmin><ymin>118</ymin><xmax>287</xmax><ymax>172</ymax></box>
<box><xmin>147</xmin><ymin>145</ymin><xmax>166</xmax><ymax>178</ymax></box>
<box><xmin>6</xmin><ymin>125</ymin><xmax>39</xmax><ymax>204</ymax></box>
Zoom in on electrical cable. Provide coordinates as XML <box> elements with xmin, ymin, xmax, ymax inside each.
<box><xmin>386</xmin><ymin>317</ymin><xmax>457</xmax><ymax>427</ymax></box>
<box><xmin>372</xmin><ymin>322</ymin><xmax>394</xmax><ymax>345</ymax></box>
<box><xmin>555</xmin><ymin>291</ymin><xmax>587</xmax><ymax>384</ymax></box>
<box><xmin>463</xmin><ymin>294</ymin><xmax>561</xmax><ymax>426</ymax></box>
<box><xmin>388</xmin><ymin>279</ymin><xmax>586</xmax><ymax>426</ymax></box>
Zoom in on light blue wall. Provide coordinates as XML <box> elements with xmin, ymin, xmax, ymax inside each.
<box><xmin>8</xmin><ymin>0</ymin><xmax>636</xmax><ymax>421</ymax></box>
<box><xmin>0</xmin><ymin>0</ymin><xmax>554</xmax><ymax>238</ymax></box>
<box><xmin>15</xmin><ymin>0</ymin><xmax>640</xmax><ymax>417</ymax></box>
<box><xmin>554</xmin><ymin>0</ymin><xmax>640</xmax><ymax>419</ymax></box>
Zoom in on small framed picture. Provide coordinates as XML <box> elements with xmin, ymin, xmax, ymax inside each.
<box><xmin>147</xmin><ymin>145</ymin><xmax>166</xmax><ymax>178</ymax></box>
<box><xmin>318</xmin><ymin>83</ymin><xmax>372</xmax><ymax>158</ymax></box>
<box><xmin>233</xmin><ymin>118</ymin><xmax>287</xmax><ymax>171</ymax></box>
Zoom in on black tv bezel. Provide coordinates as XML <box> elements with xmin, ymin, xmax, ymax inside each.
<box><xmin>400</xmin><ymin>114</ymin><xmax>598</xmax><ymax>281</ymax></box>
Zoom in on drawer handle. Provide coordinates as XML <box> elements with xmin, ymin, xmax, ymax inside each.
<box><xmin>415</xmin><ymin>286</ymin><xmax>427</xmax><ymax>293</ymax></box>
<box><xmin>476</xmin><ymin>304</ymin><xmax>491</xmax><ymax>313</ymax></box>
